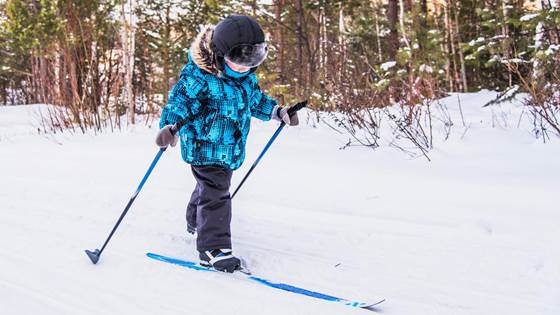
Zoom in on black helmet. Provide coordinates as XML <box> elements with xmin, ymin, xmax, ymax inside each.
<box><xmin>212</xmin><ymin>15</ymin><xmax>268</xmax><ymax>68</ymax></box>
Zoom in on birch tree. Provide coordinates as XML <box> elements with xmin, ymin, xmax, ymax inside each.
<box><xmin>121</xmin><ymin>0</ymin><xmax>136</xmax><ymax>124</ymax></box>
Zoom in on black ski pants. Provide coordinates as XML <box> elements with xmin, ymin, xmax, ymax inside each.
<box><xmin>186</xmin><ymin>165</ymin><xmax>233</xmax><ymax>252</ymax></box>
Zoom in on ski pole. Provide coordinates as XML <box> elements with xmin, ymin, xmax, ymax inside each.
<box><xmin>85</xmin><ymin>121</ymin><xmax>185</xmax><ymax>264</ymax></box>
<box><xmin>231</xmin><ymin>101</ymin><xmax>307</xmax><ymax>199</ymax></box>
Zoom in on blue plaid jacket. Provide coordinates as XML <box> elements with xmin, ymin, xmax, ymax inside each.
<box><xmin>159</xmin><ymin>59</ymin><xmax>277</xmax><ymax>170</ymax></box>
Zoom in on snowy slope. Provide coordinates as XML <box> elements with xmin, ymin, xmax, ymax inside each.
<box><xmin>0</xmin><ymin>93</ymin><xmax>559</xmax><ymax>315</ymax></box>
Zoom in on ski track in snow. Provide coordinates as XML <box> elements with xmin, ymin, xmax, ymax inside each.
<box><xmin>0</xmin><ymin>92</ymin><xmax>559</xmax><ymax>315</ymax></box>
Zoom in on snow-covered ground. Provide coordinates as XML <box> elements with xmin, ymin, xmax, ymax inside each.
<box><xmin>0</xmin><ymin>91</ymin><xmax>558</xmax><ymax>315</ymax></box>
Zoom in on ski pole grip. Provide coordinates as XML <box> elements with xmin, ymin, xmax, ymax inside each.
<box><xmin>287</xmin><ymin>100</ymin><xmax>308</xmax><ymax>118</ymax></box>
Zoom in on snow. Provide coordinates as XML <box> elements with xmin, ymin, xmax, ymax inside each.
<box><xmin>0</xmin><ymin>92</ymin><xmax>559</xmax><ymax>315</ymax></box>
<box><xmin>375</xmin><ymin>78</ymin><xmax>389</xmax><ymax>87</ymax></box>
<box><xmin>144</xmin><ymin>30</ymin><xmax>161</xmax><ymax>39</ymax></box>
<box><xmin>501</xmin><ymin>58</ymin><xmax>528</xmax><ymax>64</ymax></box>
<box><xmin>520</xmin><ymin>13</ymin><xmax>539</xmax><ymax>21</ymax></box>
<box><xmin>535</xmin><ymin>22</ymin><xmax>545</xmax><ymax>50</ymax></box>
<box><xmin>545</xmin><ymin>45</ymin><xmax>560</xmax><ymax>56</ymax></box>
<box><xmin>500</xmin><ymin>85</ymin><xmax>520</xmax><ymax>99</ymax></box>
<box><xmin>311</xmin><ymin>92</ymin><xmax>322</xmax><ymax>99</ymax></box>
<box><xmin>380</xmin><ymin>61</ymin><xmax>397</xmax><ymax>71</ymax></box>
<box><xmin>419</xmin><ymin>64</ymin><xmax>433</xmax><ymax>73</ymax></box>
<box><xmin>489</xmin><ymin>55</ymin><xmax>500</xmax><ymax>63</ymax></box>
<box><xmin>257</xmin><ymin>0</ymin><xmax>274</xmax><ymax>5</ymax></box>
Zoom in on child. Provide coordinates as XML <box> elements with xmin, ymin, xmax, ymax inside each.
<box><xmin>155</xmin><ymin>15</ymin><xmax>299</xmax><ymax>273</ymax></box>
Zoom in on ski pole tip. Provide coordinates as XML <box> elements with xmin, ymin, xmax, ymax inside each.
<box><xmin>85</xmin><ymin>249</ymin><xmax>101</xmax><ymax>264</ymax></box>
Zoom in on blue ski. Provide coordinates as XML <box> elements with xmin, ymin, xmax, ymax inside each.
<box><xmin>146</xmin><ymin>252</ymin><xmax>385</xmax><ymax>310</ymax></box>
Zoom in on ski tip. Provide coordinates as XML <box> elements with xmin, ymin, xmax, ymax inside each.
<box><xmin>361</xmin><ymin>298</ymin><xmax>386</xmax><ymax>311</ymax></box>
<box><xmin>238</xmin><ymin>257</ymin><xmax>251</xmax><ymax>275</ymax></box>
<box><xmin>238</xmin><ymin>267</ymin><xmax>251</xmax><ymax>275</ymax></box>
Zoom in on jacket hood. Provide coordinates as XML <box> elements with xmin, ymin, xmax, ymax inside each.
<box><xmin>189</xmin><ymin>25</ymin><xmax>221</xmax><ymax>76</ymax></box>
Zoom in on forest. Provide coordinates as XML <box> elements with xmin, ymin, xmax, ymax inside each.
<box><xmin>0</xmin><ymin>0</ymin><xmax>559</xmax><ymax>143</ymax></box>
<box><xmin>0</xmin><ymin>4</ymin><xmax>559</xmax><ymax>313</ymax></box>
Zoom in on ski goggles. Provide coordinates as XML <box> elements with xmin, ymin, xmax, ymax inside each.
<box><xmin>224</xmin><ymin>43</ymin><xmax>268</xmax><ymax>68</ymax></box>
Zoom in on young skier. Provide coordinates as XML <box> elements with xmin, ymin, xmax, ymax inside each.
<box><xmin>155</xmin><ymin>15</ymin><xmax>299</xmax><ymax>273</ymax></box>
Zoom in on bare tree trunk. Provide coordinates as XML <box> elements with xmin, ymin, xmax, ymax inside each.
<box><xmin>128</xmin><ymin>0</ymin><xmax>136</xmax><ymax>122</ymax></box>
<box><xmin>65</xmin><ymin>47</ymin><xmax>82</xmax><ymax>128</ymax></box>
<box><xmin>0</xmin><ymin>80</ymin><xmax>6</xmax><ymax>105</ymax></box>
<box><xmin>399</xmin><ymin>0</ymin><xmax>414</xmax><ymax>106</ymax></box>
<box><xmin>121</xmin><ymin>0</ymin><xmax>136</xmax><ymax>124</ymax></box>
<box><xmin>30</xmin><ymin>56</ymin><xmax>37</xmax><ymax>103</ymax></box>
<box><xmin>320</xmin><ymin>5</ymin><xmax>328</xmax><ymax>82</ymax></box>
<box><xmin>373</xmin><ymin>0</ymin><xmax>383</xmax><ymax>62</ymax></box>
<box><xmin>68</xmin><ymin>54</ymin><xmax>80</xmax><ymax>108</ymax></box>
<box><xmin>53</xmin><ymin>48</ymin><xmax>62</xmax><ymax>105</ymax></box>
<box><xmin>338</xmin><ymin>4</ymin><xmax>347</xmax><ymax>84</ymax></box>
<box><xmin>421</xmin><ymin>0</ymin><xmax>428</xmax><ymax>23</ymax></box>
<box><xmin>304</xmin><ymin>7</ymin><xmax>315</xmax><ymax>95</ymax></box>
<box><xmin>501</xmin><ymin>0</ymin><xmax>512</xmax><ymax>86</ymax></box>
<box><xmin>443</xmin><ymin>0</ymin><xmax>456</xmax><ymax>92</ymax></box>
<box><xmin>295</xmin><ymin>0</ymin><xmax>304</xmax><ymax>95</ymax></box>
<box><xmin>453</xmin><ymin>1</ymin><xmax>468</xmax><ymax>92</ymax></box>
<box><xmin>274</xmin><ymin>0</ymin><xmax>285</xmax><ymax>103</ymax></box>
<box><xmin>39</xmin><ymin>56</ymin><xmax>50</xmax><ymax>103</ymax></box>
<box><xmin>398</xmin><ymin>0</ymin><xmax>410</xmax><ymax>49</ymax></box>
<box><xmin>533</xmin><ymin>0</ymin><xmax>544</xmax><ymax>80</ymax></box>
<box><xmin>418</xmin><ymin>0</ymin><xmax>428</xmax><ymax>50</ymax></box>
<box><xmin>162</xmin><ymin>5</ymin><xmax>172</xmax><ymax>105</ymax></box>
<box><xmin>105</xmin><ymin>44</ymin><xmax>116</xmax><ymax>131</ymax></box>
<box><xmin>388</xmin><ymin>0</ymin><xmax>399</xmax><ymax>59</ymax></box>
<box><xmin>275</xmin><ymin>0</ymin><xmax>284</xmax><ymax>80</ymax></box>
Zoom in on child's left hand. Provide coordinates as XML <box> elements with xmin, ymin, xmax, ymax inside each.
<box><xmin>155</xmin><ymin>125</ymin><xmax>179</xmax><ymax>148</ymax></box>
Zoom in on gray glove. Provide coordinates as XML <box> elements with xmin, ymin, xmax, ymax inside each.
<box><xmin>272</xmin><ymin>105</ymin><xmax>299</xmax><ymax>126</ymax></box>
<box><xmin>155</xmin><ymin>125</ymin><xmax>179</xmax><ymax>148</ymax></box>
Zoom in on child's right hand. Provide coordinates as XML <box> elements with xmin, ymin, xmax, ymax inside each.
<box><xmin>155</xmin><ymin>125</ymin><xmax>179</xmax><ymax>148</ymax></box>
<box><xmin>272</xmin><ymin>105</ymin><xmax>300</xmax><ymax>126</ymax></box>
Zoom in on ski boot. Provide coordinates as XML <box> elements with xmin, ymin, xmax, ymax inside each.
<box><xmin>199</xmin><ymin>249</ymin><xmax>241</xmax><ymax>273</ymax></box>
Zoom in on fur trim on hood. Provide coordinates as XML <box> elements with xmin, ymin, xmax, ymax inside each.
<box><xmin>189</xmin><ymin>25</ymin><xmax>221</xmax><ymax>76</ymax></box>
